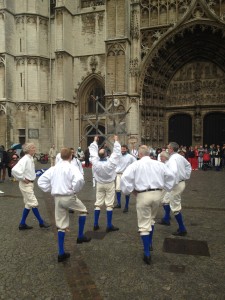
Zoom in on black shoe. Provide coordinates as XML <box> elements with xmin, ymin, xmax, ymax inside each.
<box><xmin>19</xmin><ymin>224</ymin><xmax>33</xmax><ymax>230</ymax></box>
<box><xmin>114</xmin><ymin>204</ymin><xmax>121</xmax><ymax>209</ymax></box>
<box><xmin>39</xmin><ymin>221</ymin><xmax>51</xmax><ymax>228</ymax></box>
<box><xmin>77</xmin><ymin>235</ymin><xmax>92</xmax><ymax>244</ymax></box>
<box><xmin>58</xmin><ymin>252</ymin><xmax>70</xmax><ymax>263</ymax></box>
<box><xmin>69</xmin><ymin>209</ymin><xmax>74</xmax><ymax>213</ymax></box>
<box><xmin>123</xmin><ymin>207</ymin><xmax>128</xmax><ymax>213</ymax></box>
<box><xmin>158</xmin><ymin>219</ymin><xmax>170</xmax><ymax>226</ymax></box>
<box><xmin>149</xmin><ymin>245</ymin><xmax>153</xmax><ymax>251</ymax></box>
<box><xmin>106</xmin><ymin>225</ymin><xmax>119</xmax><ymax>233</ymax></box>
<box><xmin>143</xmin><ymin>255</ymin><xmax>151</xmax><ymax>265</ymax></box>
<box><xmin>172</xmin><ymin>229</ymin><xmax>187</xmax><ymax>236</ymax></box>
<box><xmin>93</xmin><ymin>225</ymin><xmax>100</xmax><ymax>231</ymax></box>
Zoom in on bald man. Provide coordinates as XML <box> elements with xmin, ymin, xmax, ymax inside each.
<box><xmin>89</xmin><ymin>135</ymin><xmax>121</xmax><ymax>232</ymax></box>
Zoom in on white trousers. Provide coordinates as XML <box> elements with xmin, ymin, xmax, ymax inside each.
<box><xmin>55</xmin><ymin>194</ymin><xmax>87</xmax><ymax>230</ymax></box>
<box><xmin>169</xmin><ymin>181</ymin><xmax>185</xmax><ymax>214</ymax></box>
<box><xmin>115</xmin><ymin>173</ymin><xmax>122</xmax><ymax>191</ymax></box>
<box><xmin>19</xmin><ymin>181</ymin><xmax>39</xmax><ymax>209</ymax></box>
<box><xmin>136</xmin><ymin>190</ymin><xmax>163</xmax><ymax>235</ymax></box>
<box><xmin>95</xmin><ymin>181</ymin><xmax>115</xmax><ymax>209</ymax></box>
<box><xmin>214</xmin><ymin>157</ymin><xmax>221</xmax><ymax>167</ymax></box>
<box><xmin>161</xmin><ymin>191</ymin><xmax>171</xmax><ymax>205</ymax></box>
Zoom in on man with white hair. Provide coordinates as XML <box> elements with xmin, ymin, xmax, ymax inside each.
<box><xmin>167</xmin><ymin>142</ymin><xmax>192</xmax><ymax>236</ymax></box>
<box><xmin>12</xmin><ymin>143</ymin><xmax>50</xmax><ymax>230</ymax></box>
<box><xmin>120</xmin><ymin>145</ymin><xmax>175</xmax><ymax>265</ymax></box>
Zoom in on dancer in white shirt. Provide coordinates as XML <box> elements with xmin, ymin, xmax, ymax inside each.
<box><xmin>38</xmin><ymin>147</ymin><xmax>91</xmax><ymax>262</ymax></box>
<box><xmin>89</xmin><ymin>135</ymin><xmax>121</xmax><ymax>232</ymax></box>
<box><xmin>120</xmin><ymin>145</ymin><xmax>175</xmax><ymax>265</ymax></box>
<box><xmin>114</xmin><ymin>145</ymin><xmax>136</xmax><ymax>212</ymax></box>
<box><xmin>166</xmin><ymin>142</ymin><xmax>192</xmax><ymax>236</ymax></box>
<box><xmin>12</xmin><ymin>143</ymin><xmax>50</xmax><ymax>230</ymax></box>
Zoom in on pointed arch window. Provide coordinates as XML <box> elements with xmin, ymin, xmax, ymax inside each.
<box><xmin>87</xmin><ymin>86</ymin><xmax>105</xmax><ymax>114</ymax></box>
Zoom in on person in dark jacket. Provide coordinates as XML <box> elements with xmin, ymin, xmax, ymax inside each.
<box><xmin>0</xmin><ymin>145</ymin><xmax>8</xmax><ymax>182</ymax></box>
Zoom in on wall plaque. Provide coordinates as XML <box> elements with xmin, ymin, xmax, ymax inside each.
<box><xmin>28</xmin><ymin>129</ymin><xmax>39</xmax><ymax>139</ymax></box>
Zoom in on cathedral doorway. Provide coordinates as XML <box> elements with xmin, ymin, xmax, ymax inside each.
<box><xmin>203</xmin><ymin>112</ymin><xmax>225</xmax><ymax>146</ymax></box>
<box><xmin>169</xmin><ymin>114</ymin><xmax>192</xmax><ymax>147</ymax></box>
<box><xmin>140</xmin><ymin>22</ymin><xmax>225</xmax><ymax>148</ymax></box>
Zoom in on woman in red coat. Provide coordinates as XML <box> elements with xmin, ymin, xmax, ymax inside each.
<box><xmin>192</xmin><ymin>145</ymin><xmax>199</xmax><ymax>170</ymax></box>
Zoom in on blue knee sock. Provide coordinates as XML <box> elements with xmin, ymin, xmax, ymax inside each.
<box><xmin>94</xmin><ymin>209</ymin><xmax>100</xmax><ymax>226</ymax></box>
<box><xmin>116</xmin><ymin>192</ymin><xmax>121</xmax><ymax>205</ymax></box>
<box><xmin>32</xmin><ymin>207</ymin><xmax>44</xmax><ymax>224</ymax></box>
<box><xmin>107</xmin><ymin>210</ymin><xmax>113</xmax><ymax>228</ymax></box>
<box><xmin>20</xmin><ymin>208</ymin><xmax>30</xmax><ymax>225</ymax></box>
<box><xmin>149</xmin><ymin>225</ymin><xmax>154</xmax><ymax>248</ymax></box>
<box><xmin>175</xmin><ymin>212</ymin><xmax>186</xmax><ymax>232</ymax></box>
<box><xmin>141</xmin><ymin>235</ymin><xmax>150</xmax><ymax>257</ymax></box>
<box><xmin>78</xmin><ymin>215</ymin><xmax>86</xmax><ymax>239</ymax></box>
<box><xmin>163</xmin><ymin>205</ymin><xmax>171</xmax><ymax>222</ymax></box>
<box><xmin>125</xmin><ymin>195</ymin><xmax>130</xmax><ymax>209</ymax></box>
<box><xmin>58</xmin><ymin>231</ymin><xmax>65</xmax><ymax>255</ymax></box>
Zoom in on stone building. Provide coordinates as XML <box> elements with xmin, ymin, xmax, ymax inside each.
<box><xmin>0</xmin><ymin>0</ymin><xmax>225</xmax><ymax>153</ymax></box>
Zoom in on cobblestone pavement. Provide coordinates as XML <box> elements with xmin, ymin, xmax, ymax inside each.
<box><xmin>0</xmin><ymin>163</ymin><xmax>225</xmax><ymax>300</ymax></box>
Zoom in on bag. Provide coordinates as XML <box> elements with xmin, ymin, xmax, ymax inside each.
<box><xmin>203</xmin><ymin>153</ymin><xmax>210</xmax><ymax>162</ymax></box>
<box><xmin>9</xmin><ymin>155</ymin><xmax>19</xmax><ymax>168</ymax></box>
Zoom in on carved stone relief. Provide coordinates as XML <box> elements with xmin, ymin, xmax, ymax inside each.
<box><xmin>205</xmin><ymin>0</ymin><xmax>225</xmax><ymax>20</ymax></box>
<box><xmin>17</xmin><ymin>104</ymin><xmax>26</xmax><ymax>112</ymax></box>
<box><xmin>194</xmin><ymin>106</ymin><xmax>201</xmax><ymax>141</ymax></box>
<box><xmin>0</xmin><ymin>104</ymin><xmax>6</xmax><ymax>114</ymax></box>
<box><xmin>129</xmin><ymin>57</ymin><xmax>139</xmax><ymax>77</ymax></box>
<box><xmin>166</xmin><ymin>61</ymin><xmax>225</xmax><ymax>106</ymax></box>
<box><xmin>0</xmin><ymin>55</ymin><xmax>5</xmax><ymax>67</ymax></box>
<box><xmin>107</xmin><ymin>43</ymin><xmax>126</xmax><ymax>56</ymax></box>
<box><xmin>140</xmin><ymin>0</ymin><xmax>191</xmax><ymax>28</ymax></box>
<box><xmin>90</xmin><ymin>56</ymin><xmax>98</xmax><ymax>73</ymax></box>
<box><xmin>131</xmin><ymin>9</ymin><xmax>140</xmax><ymax>40</ymax></box>
<box><xmin>28</xmin><ymin>104</ymin><xmax>38</xmax><ymax>111</ymax></box>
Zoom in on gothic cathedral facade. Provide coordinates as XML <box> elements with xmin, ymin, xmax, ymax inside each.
<box><xmin>0</xmin><ymin>0</ymin><xmax>225</xmax><ymax>152</ymax></box>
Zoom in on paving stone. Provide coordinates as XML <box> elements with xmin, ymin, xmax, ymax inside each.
<box><xmin>0</xmin><ymin>163</ymin><xmax>225</xmax><ymax>299</ymax></box>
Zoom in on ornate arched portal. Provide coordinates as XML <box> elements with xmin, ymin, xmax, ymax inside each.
<box><xmin>203</xmin><ymin>112</ymin><xmax>225</xmax><ymax>145</ymax></box>
<box><xmin>139</xmin><ymin>16</ymin><xmax>225</xmax><ymax>147</ymax></box>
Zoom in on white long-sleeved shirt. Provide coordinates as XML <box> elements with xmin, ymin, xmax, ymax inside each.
<box><xmin>89</xmin><ymin>140</ymin><xmax>121</xmax><ymax>183</ymax></box>
<box><xmin>116</xmin><ymin>153</ymin><xmax>136</xmax><ymax>173</ymax></box>
<box><xmin>12</xmin><ymin>154</ymin><xmax>36</xmax><ymax>181</ymax></box>
<box><xmin>130</xmin><ymin>149</ymin><xmax>138</xmax><ymax>159</ymax></box>
<box><xmin>37</xmin><ymin>160</ymin><xmax>84</xmax><ymax>196</ymax></box>
<box><xmin>71</xmin><ymin>157</ymin><xmax>84</xmax><ymax>175</ymax></box>
<box><xmin>167</xmin><ymin>152</ymin><xmax>192</xmax><ymax>185</ymax></box>
<box><xmin>120</xmin><ymin>156</ymin><xmax>176</xmax><ymax>195</ymax></box>
<box><xmin>55</xmin><ymin>152</ymin><xmax>62</xmax><ymax>164</ymax></box>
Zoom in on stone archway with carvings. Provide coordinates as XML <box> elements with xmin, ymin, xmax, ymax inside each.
<box><xmin>139</xmin><ymin>1</ymin><xmax>225</xmax><ymax>147</ymax></box>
